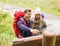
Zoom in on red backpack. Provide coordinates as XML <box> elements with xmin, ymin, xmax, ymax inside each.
<box><xmin>13</xmin><ymin>11</ymin><xmax>25</xmax><ymax>38</ymax></box>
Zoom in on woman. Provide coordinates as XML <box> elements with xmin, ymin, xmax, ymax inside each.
<box><xmin>32</xmin><ymin>7</ymin><xmax>47</xmax><ymax>35</ymax></box>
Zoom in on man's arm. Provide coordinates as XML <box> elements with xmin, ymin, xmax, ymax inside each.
<box><xmin>17</xmin><ymin>20</ymin><xmax>31</xmax><ymax>32</ymax></box>
<box><xmin>17</xmin><ymin>20</ymin><xmax>39</xmax><ymax>35</ymax></box>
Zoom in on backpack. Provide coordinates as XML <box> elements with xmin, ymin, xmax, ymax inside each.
<box><xmin>13</xmin><ymin>11</ymin><xmax>25</xmax><ymax>38</ymax></box>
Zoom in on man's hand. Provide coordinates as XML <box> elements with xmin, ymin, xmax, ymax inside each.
<box><xmin>30</xmin><ymin>29</ymin><xmax>39</xmax><ymax>35</ymax></box>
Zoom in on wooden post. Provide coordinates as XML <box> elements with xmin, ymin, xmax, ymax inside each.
<box><xmin>42</xmin><ymin>31</ymin><xmax>56</xmax><ymax>46</ymax></box>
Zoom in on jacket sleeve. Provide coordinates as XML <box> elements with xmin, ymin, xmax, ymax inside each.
<box><xmin>17</xmin><ymin>20</ymin><xmax>31</xmax><ymax>32</ymax></box>
<box><xmin>42</xmin><ymin>20</ymin><xmax>47</xmax><ymax>28</ymax></box>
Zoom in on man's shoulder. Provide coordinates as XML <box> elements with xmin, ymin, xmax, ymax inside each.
<box><xmin>17</xmin><ymin>17</ymin><xmax>25</xmax><ymax>24</ymax></box>
<box><xmin>19</xmin><ymin>17</ymin><xmax>25</xmax><ymax>21</ymax></box>
<box><xmin>17</xmin><ymin>17</ymin><xmax>25</xmax><ymax>25</ymax></box>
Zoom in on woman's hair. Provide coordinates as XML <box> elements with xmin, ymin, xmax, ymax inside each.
<box><xmin>34</xmin><ymin>14</ymin><xmax>42</xmax><ymax>26</ymax></box>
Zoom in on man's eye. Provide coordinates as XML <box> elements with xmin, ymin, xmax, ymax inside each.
<box><xmin>29</xmin><ymin>10</ymin><xmax>31</xmax><ymax>12</ymax></box>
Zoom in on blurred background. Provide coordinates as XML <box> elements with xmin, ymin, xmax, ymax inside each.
<box><xmin>0</xmin><ymin>0</ymin><xmax>60</xmax><ymax>46</ymax></box>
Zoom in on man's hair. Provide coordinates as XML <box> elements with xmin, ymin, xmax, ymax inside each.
<box><xmin>24</xmin><ymin>9</ymin><xmax>31</xmax><ymax>13</ymax></box>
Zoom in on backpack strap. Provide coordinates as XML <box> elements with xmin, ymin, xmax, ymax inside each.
<box><xmin>30</xmin><ymin>21</ymin><xmax>33</xmax><ymax>28</ymax></box>
<box><xmin>20</xmin><ymin>17</ymin><xmax>26</xmax><ymax>26</ymax></box>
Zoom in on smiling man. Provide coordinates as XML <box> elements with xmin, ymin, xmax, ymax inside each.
<box><xmin>17</xmin><ymin>9</ymin><xmax>39</xmax><ymax>37</ymax></box>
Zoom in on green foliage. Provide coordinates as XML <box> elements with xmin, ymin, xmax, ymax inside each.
<box><xmin>0</xmin><ymin>11</ymin><xmax>7</xmax><ymax>21</ymax></box>
<box><xmin>0</xmin><ymin>10</ymin><xmax>16</xmax><ymax>46</ymax></box>
<box><xmin>0</xmin><ymin>0</ymin><xmax>60</xmax><ymax>16</ymax></box>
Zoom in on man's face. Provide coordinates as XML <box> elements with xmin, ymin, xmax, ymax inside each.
<box><xmin>25</xmin><ymin>12</ymin><xmax>32</xmax><ymax>21</ymax></box>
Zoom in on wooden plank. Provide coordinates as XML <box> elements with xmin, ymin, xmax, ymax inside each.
<box><xmin>12</xmin><ymin>35</ymin><xmax>42</xmax><ymax>46</ymax></box>
<box><xmin>12</xmin><ymin>34</ymin><xmax>60</xmax><ymax>46</ymax></box>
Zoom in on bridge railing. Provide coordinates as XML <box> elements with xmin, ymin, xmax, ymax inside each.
<box><xmin>12</xmin><ymin>31</ymin><xmax>60</xmax><ymax>46</ymax></box>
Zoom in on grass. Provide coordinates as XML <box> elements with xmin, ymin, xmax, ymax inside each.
<box><xmin>0</xmin><ymin>10</ymin><xmax>16</xmax><ymax>46</ymax></box>
<box><xmin>0</xmin><ymin>0</ymin><xmax>60</xmax><ymax>16</ymax></box>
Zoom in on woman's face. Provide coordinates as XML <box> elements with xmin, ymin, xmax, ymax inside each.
<box><xmin>35</xmin><ymin>14</ymin><xmax>41</xmax><ymax>20</ymax></box>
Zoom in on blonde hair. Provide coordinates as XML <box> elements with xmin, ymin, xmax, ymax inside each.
<box><xmin>39</xmin><ymin>15</ymin><xmax>42</xmax><ymax>26</ymax></box>
<box><xmin>32</xmin><ymin>14</ymin><xmax>42</xmax><ymax>28</ymax></box>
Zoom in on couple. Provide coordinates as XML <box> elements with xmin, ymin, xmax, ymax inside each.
<box><xmin>17</xmin><ymin>8</ymin><xmax>47</xmax><ymax>38</ymax></box>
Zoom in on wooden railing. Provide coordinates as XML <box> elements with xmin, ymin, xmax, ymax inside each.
<box><xmin>12</xmin><ymin>32</ymin><xmax>60</xmax><ymax>46</ymax></box>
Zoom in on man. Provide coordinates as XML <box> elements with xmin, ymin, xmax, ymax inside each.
<box><xmin>17</xmin><ymin>9</ymin><xmax>39</xmax><ymax>37</ymax></box>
